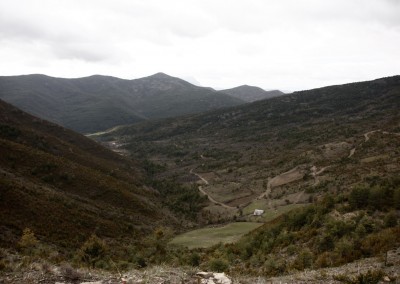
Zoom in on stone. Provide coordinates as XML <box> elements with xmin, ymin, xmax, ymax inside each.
<box><xmin>213</xmin><ymin>272</ymin><xmax>232</xmax><ymax>284</ymax></box>
<box><xmin>197</xmin><ymin>272</ymin><xmax>214</xmax><ymax>278</ymax></box>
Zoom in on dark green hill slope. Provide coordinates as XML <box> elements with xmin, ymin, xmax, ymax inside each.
<box><xmin>0</xmin><ymin>73</ymin><xmax>244</xmax><ymax>133</ymax></box>
<box><xmin>0</xmin><ymin>99</ymin><xmax>179</xmax><ymax>250</ymax></box>
<box><xmin>108</xmin><ymin>75</ymin><xmax>399</xmax><ymax>142</ymax></box>
<box><xmin>219</xmin><ymin>85</ymin><xmax>284</xmax><ymax>102</ymax></box>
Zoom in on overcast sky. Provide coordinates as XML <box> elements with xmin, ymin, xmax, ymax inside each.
<box><xmin>0</xmin><ymin>0</ymin><xmax>399</xmax><ymax>91</ymax></box>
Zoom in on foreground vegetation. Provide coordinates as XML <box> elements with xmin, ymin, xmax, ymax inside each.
<box><xmin>2</xmin><ymin>176</ymin><xmax>398</xmax><ymax>280</ymax></box>
<box><xmin>198</xmin><ymin>177</ymin><xmax>400</xmax><ymax>276</ymax></box>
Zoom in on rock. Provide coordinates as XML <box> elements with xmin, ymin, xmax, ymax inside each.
<box><xmin>213</xmin><ymin>272</ymin><xmax>231</xmax><ymax>284</ymax></box>
<box><xmin>196</xmin><ymin>272</ymin><xmax>231</xmax><ymax>284</ymax></box>
<box><xmin>383</xmin><ymin>276</ymin><xmax>391</xmax><ymax>282</ymax></box>
<box><xmin>197</xmin><ymin>272</ymin><xmax>214</xmax><ymax>278</ymax></box>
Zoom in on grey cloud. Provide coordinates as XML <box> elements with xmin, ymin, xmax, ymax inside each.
<box><xmin>51</xmin><ymin>43</ymin><xmax>111</xmax><ymax>62</ymax></box>
<box><xmin>0</xmin><ymin>0</ymin><xmax>399</xmax><ymax>91</ymax></box>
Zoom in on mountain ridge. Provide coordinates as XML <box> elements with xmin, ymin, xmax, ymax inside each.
<box><xmin>219</xmin><ymin>84</ymin><xmax>284</xmax><ymax>102</ymax></box>
<box><xmin>0</xmin><ymin>73</ymin><xmax>245</xmax><ymax>133</ymax></box>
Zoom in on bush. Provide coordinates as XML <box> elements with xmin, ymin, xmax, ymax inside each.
<box><xmin>18</xmin><ymin>228</ymin><xmax>39</xmax><ymax>254</ymax></box>
<box><xmin>316</xmin><ymin>234</ymin><xmax>334</xmax><ymax>253</ymax></box>
<box><xmin>335</xmin><ymin>238</ymin><xmax>360</xmax><ymax>264</ymax></box>
<box><xmin>394</xmin><ymin>188</ymin><xmax>400</xmax><ymax>209</ymax></box>
<box><xmin>209</xmin><ymin>258</ymin><xmax>229</xmax><ymax>272</ymax></box>
<box><xmin>60</xmin><ymin>263</ymin><xmax>81</xmax><ymax>281</ymax></box>
<box><xmin>263</xmin><ymin>255</ymin><xmax>286</xmax><ymax>276</ymax></box>
<box><xmin>77</xmin><ymin>234</ymin><xmax>108</xmax><ymax>268</ymax></box>
<box><xmin>315</xmin><ymin>252</ymin><xmax>338</xmax><ymax>268</ymax></box>
<box><xmin>349</xmin><ymin>186</ymin><xmax>369</xmax><ymax>209</ymax></box>
<box><xmin>292</xmin><ymin>249</ymin><xmax>314</xmax><ymax>270</ymax></box>
<box><xmin>189</xmin><ymin>252</ymin><xmax>200</xmax><ymax>267</ymax></box>
<box><xmin>384</xmin><ymin>211</ymin><xmax>398</xmax><ymax>228</ymax></box>
<box><xmin>353</xmin><ymin>270</ymin><xmax>384</xmax><ymax>284</ymax></box>
<box><xmin>334</xmin><ymin>269</ymin><xmax>384</xmax><ymax>284</ymax></box>
<box><xmin>361</xmin><ymin>229</ymin><xmax>398</xmax><ymax>257</ymax></box>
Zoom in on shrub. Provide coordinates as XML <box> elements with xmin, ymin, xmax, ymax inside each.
<box><xmin>18</xmin><ymin>228</ymin><xmax>39</xmax><ymax>254</ymax></box>
<box><xmin>349</xmin><ymin>186</ymin><xmax>369</xmax><ymax>209</ymax></box>
<box><xmin>189</xmin><ymin>252</ymin><xmax>200</xmax><ymax>267</ymax></box>
<box><xmin>394</xmin><ymin>188</ymin><xmax>400</xmax><ymax>209</ymax></box>
<box><xmin>60</xmin><ymin>263</ymin><xmax>81</xmax><ymax>281</ymax></box>
<box><xmin>353</xmin><ymin>270</ymin><xmax>384</xmax><ymax>284</ymax></box>
<box><xmin>361</xmin><ymin>229</ymin><xmax>397</xmax><ymax>257</ymax></box>
<box><xmin>263</xmin><ymin>255</ymin><xmax>286</xmax><ymax>276</ymax></box>
<box><xmin>334</xmin><ymin>269</ymin><xmax>384</xmax><ymax>284</ymax></box>
<box><xmin>384</xmin><ymin>211</ymin><xmax>398</xmax><ymax>228</ymax></box>
<box><xmin>77</xmin><ymin>234</ymin><xmax>108</xmax><ymax>268</ymax></box>
<box><xmin>292</xmin><ymin>249</ymin><xmax>314</xmax><ymax>270</ymax></box>
<box><xmin>316</xmin><ymin>234</ymin><xmax>334</xmax><ymax>253</ymax></box>
<box><xmin>315</xmin><ymin>252</ymin><xmax>338</xmax><ymax>268</ymax></box>
<box><xmin>209</xmin><ymin>258</ymin><xmax>229</xmax><ymax>272</ymax></box>
<box><xmin>335</xmin><ymin>238</ymin><xmax>360</xmax><ymax>264</ymax></box>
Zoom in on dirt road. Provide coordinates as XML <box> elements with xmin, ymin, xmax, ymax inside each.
<box><xmin>190</xmin><ymin>169</ymin><xmax>235</xmax><ymax>209</ymax></box>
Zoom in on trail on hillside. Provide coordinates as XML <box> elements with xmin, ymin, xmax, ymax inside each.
<box><xmin>256</xmin><ymin>129</ymin><xmax>400</xmax><ymax>206</ymax></box>
<box><xmin>348</xmin><ymin>148</ymin><xmax>356</xmax><ymax>158</ymax></box>
<box><xmin>257</xmin><ymin>166</ymin><xmax>306</xmax><ymax>200</ymax></box>
<box><xmin>348</xmin><ymin>129</ymin><xmax>400</xmax><ymax>158</ymax></box>
<box><xmin>190</xmin><ymin>169</ymin><xmax>235</xmax><ymax>209</ymax></box>
<box><xmin>364</xmin><ymin>130</ymin><xmax>380</xmax><ymax>142</ymax></box>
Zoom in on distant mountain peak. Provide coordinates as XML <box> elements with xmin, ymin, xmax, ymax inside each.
<box><xmin>148</xmin><ymin>72</ymin><xmax>173</xmax><ymax>79</ymax></box>
<box><xmin>236</xmin><ymin>84</ymin><xmax>263</xmax><ymax>90</ymax></box>
<box><xmin>219</xmin><ymin>85</ymin><xmax>284</xmax><ymax>102</ymax></box>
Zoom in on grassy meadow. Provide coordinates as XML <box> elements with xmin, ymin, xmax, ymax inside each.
<box><xmin>170</xmin><ymin>222</ymin><xmax>263</xmax><ymax>249</ymax></box>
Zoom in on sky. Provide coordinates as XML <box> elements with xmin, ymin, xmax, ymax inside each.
<box><xmin>0</xmin><ymin>0</ymin><xmax>399</xmax><ymax>91</ymax></box>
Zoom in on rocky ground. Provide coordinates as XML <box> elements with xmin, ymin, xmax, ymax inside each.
<box><xmin>266</xmin><ymin>247</ymin><xmax>400</xmax><ymax>284</ymax></box>
<box><xmin>0</xmin><ymin>262</ymin><xmax>234</xmax><ymax>284</ymax></box>
<box><xmin>1</xmin><ymin>248</ymin><xmax>399</xmax><ymax>283</ymax></box>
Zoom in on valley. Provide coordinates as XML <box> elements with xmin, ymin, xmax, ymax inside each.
<box><xmin>97</xmin><ymin>76</ymin><xmax>400</xmax><ymax>239</ymax></box>
<box><xmin>1</xmin><ymin>75</ymin><xmax>400</xmax><ymax>283</ymax></box>
<box><xmin>2</xmin><ymin>0</ymin><xmax>400</xmax><ymax>282</ymax></box>
<box><xmin>83</xmin><ymin>76</ymin><xmax>400</xmax><ymax>280</ymax></box>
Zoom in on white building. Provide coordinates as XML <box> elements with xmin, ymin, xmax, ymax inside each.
<box><xmin>253</xmin><ymin>209</ymin><xmax>264</xmax><ymax>216</ymax></box>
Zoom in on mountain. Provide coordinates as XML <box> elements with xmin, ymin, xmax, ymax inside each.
<box><xmin>0</xmin><ymin>73</ymin><xmax>244</xmax><ymax>133</ymax></box>
<box><xmin>0</xmin><ymin>98</ymin><xmax>185</xmax><ymax>251</ymax></box>
<box><xmin>219</xmin><ymin>85</ymin><xmax>284</xmax><ymax>102</ymax></box>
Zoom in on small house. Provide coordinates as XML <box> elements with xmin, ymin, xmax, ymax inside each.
<box><xmin>253</xmin><ymin>209</ymin><xmax>264</xmax><ymax>216</ymax></box>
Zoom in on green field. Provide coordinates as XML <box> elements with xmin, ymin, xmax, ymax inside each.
<box><xmin>170</xmin><ymin>222</ymin><xmax>263</xmax><ymax>249</ymax></box>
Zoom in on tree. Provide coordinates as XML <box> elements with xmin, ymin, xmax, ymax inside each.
<box><xmin>18</xmin><ymin>228</ymin><xmax>38</xmax><ymax>254</ymax></box>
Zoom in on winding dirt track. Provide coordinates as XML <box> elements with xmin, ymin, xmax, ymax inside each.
<box><xmin>191</xmin><ymin>130</ymin><xmax>400</xmax><ymax>212</ymax></box>
<box><xmin>190</xmin><ymin>169</ymin><xmax>235</xmax><ymax>209</ymax></box>
<box><xmin>348</xmin><ymin>129</ymin><xmax>400</xmax><ymax>158</ymax></box>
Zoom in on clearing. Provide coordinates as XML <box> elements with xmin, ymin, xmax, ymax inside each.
<box><xmin>169</xmin><ymin>222</ymin><xmax>263</xmax><ymax>249</ymax></box>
